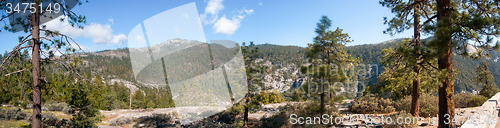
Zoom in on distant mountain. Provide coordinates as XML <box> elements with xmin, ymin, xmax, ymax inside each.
<box><xmin>344</xmin><ymin>38</ymin><xmax>500</xmax><ymax>92</ymax></box>
<box><xmin>76</xmin><ymin>39</ymin><xmax>500</xmax><ymax>94</ymax></box>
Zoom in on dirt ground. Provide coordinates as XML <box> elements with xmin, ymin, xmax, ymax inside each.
<box><xmin>96</xmin><ymin>102</ymin><xmax>498</xmax><ymax>128</ymax></box>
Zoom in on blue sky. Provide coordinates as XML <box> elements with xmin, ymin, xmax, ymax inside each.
<box><xmin>0</xmin><ymin>0</ymin><xmax>416</xmax><ymax>53</ymax></box>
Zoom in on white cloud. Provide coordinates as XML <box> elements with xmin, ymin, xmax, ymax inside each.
<box><xmin>245</xmin><ymin>9</ymin><xmax>254</xmax><ymax>15</ymax></box>
<box><xmin>175</xmin><ymin>28</ymin><xmax>181</xmax><ymax>33</ymax></box>
<box><xmin>109</xmin><ymin>19</ymin><xmax>114</xmax><ymax>25</ymax></box>
<box><xmin>111</xmin><ymin>34</ymin><xmax>127</xmax><ymax>44</ymax></box>
<box><xmin>205</xmin><ymin>0</ymin><xmax>224</xmax><ymax>14</ymax></box>
<box><xmin>182</xmin><ymin>13</ymin><xmax>189</xmax><ymax>19</ymax></box>
<box><xmin>134</xmin><ymin>35</ymin><xmax>146</xmax><ymax>43</ymax></box>
<box><xmin>213</xmin><ymin>15</ymin><xmax>241</xmax><ymax>35</ymax></box>
<box><xmin>200</xmin><ymin>0</ymin><xmax>254</xmax><ymax>36</ymax></box>
<box><xmin>200</xmin><ymin>0</ymin><xmax>224</xmax><ymax>24</ymax></box>
<box><xmin>259</xmin><ymin>2</ymin><xmax>262</xmax><ymax>6</ymax></box>
<box><xmin>43</xmin><ymin>16</ymin><xmax>127</xmax><ymax>46</ymax></box>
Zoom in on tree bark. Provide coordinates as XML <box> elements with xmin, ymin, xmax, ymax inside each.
<box><xmin>320</xmin><ymin>87</ymin><xmax>325</xmax><ymax>112</ymax></box>
<box><xmin>244</xmin><ymin>105</ymin><xmax>249</xmax><ymax>127</ymax></box>
<box><xmin>31</xmin><ymin>1</ymin><xmax>42</xmax><ymax>128</ymax></box>
<box><xmin>436</xmin><ymin>0</ymin><xmax>455</xmax><ymax>127</ymax></box>
<box><xmin>129</xmin><ymin>91</ymin><xmax>132</xmax><ymax>109</ymax></box>
<box><xmin>411</xmin><ymin>7</ymin><xmax>422</xmax><ymax>118</ymax></box>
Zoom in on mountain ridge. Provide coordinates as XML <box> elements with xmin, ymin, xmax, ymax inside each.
<box><xmin>77</xmin><ymin>38</ymin><xmax>500</xmax><ymax>93</ymax></box>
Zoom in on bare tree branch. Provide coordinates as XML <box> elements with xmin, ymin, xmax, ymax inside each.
<box><xmin>4</xmin><ymin>69</ymin><xmax>27</xmax><ymax>76</ymax></box>
<box><xmin>40</xmin><ymin>37</ymin><xmax>65</xmax><ymax>56</ymax></box>
<box><xmin>0</xmin><ymin>11</ymin><xmax>15</xmax><ymax>22</ymax></box>
<box><xmin>40</xmin><ymin>29</ymin><xmax>85</xmax><ymax>52</ymax></box>
<box><xmin>46</xmin><ymin>58</ymin><xmax>89</xmax><ymax>82</ymax></box>
<box><xmin>422</xmin><ymin>15</ymin><xmax>437</xmax><ymax>26</ymax></box>
<box><xmin>0</xmin><ymin>44</ymin><xmax>32</xmax><ymax>72</ymax></box>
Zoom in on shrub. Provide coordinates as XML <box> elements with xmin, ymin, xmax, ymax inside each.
<box><xmin>45</xmin><ymin>102</ymin><xmax>69</xmax><ymax>111</ymax></box>
<box><xmin>191</xmin><ymin>119</ymin><xmax>237</xmax><ymax>128</ymax></box>
<box><xmin>0</xmin><ymin>108</ymin><xmax>27</xmax><ymax>120</ymax></box>
<box><xmin>62</xmin><ymin>107</ymin><xmax>71</xmax><ymax>114</ymax></box>
<box><xmin>468</xmin><ymin>95</ymin><xmax>488</xmax><ymax>107</ymax></box>
<box><xmin>110</xmin><ymin>117</ymin><xmax>134</xmax><ymax>126</ymax></box>
<box><xmin>395</xmin><ymin>93</ymin><xmax>438</xmax><ymax>117</ymax></box>
<box><xmin>455</xmin><ymin>92</ymin><xmax>488</xmax><ymax>108</ymax></box>
<box><xmin>258</xmin><ymin>111</ymin><xmax>289</xmax><ymax>128</ymax></box>
<box><xmin>349</xmin><ymin>94</ymin><xmax>396</xmax><ymax>114</ymax></box>
<box><xmin>257</xmin><ymin>102</ymin><xmax>338</xmax><ymax>127</ymax></box>
<box><xmin>137</xmin><ymin>114</ymin><xmax>176</xmax><ymax>127</ymax></box>
<box><xmin>26</xmin><ymin>112</ymin><xmax>72</xmax><ymax>127</ymax></box>
<box><xmin>382</xmin><ymin>112</ymin><xmax>418</xmax><ymax>128</ymax></box>
<box><xmin>256</xmin><ymin>90</ymin><xmax>285</xmax><ymax>104</ymax></box>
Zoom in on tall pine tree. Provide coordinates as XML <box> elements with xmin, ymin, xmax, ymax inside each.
<box><xmin>0</xmin><ymin>1</ymin><xmax>88</xmax><ymax>127</ymax></box>
<box><xmin>477</xmin><ymin>60</ymin><xmax>499</xmax><ymax>98</ymax></box>
<box><xmin>304</xmin><ymin>16</ymin><xmax>357</xmax><ymax>113</ymax></box>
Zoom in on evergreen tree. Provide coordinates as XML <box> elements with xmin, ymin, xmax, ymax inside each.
<box><xmin>241</xmin><ymin>41</ymin><xmax>263</xmax><ymax>127</ymax></box>
<box><xmin>132</xmin><ymin>90</ymin><xmax>145</xmax><ymax>109</ymax></box>
<box><xmin>380</xmin><ymin>0</ymin><xmax>437</xmax><ymax>117</ymax></box>
<box><xmin>377</xmin><ymin>43</ymin><xmax>440</xmax><ymax>100</ymax></box>
<box><xmin>303</xmin><ymin>16</ymin><xmax>357</xmax><ymax>113</ymax></box>
<box><xmin>381</xmin><ymin>1</ymin><xmax>500</xmax><ymax>127</ymax></box>
<box><xmin>67</xmin><ymin>80</ymin><xmax>101</xmax><ymax>127</ymax></box>
<box><xmin>477</xmin><ymin>60</ymin><xmax>499</xmax><ymax>98</ymax></box>
<box><xmin>427</xmin><ymin>0</ymin><xmax>500</xmax><ymax>127</ymax></box>
<box><xmin>0</xmin><ymin>1</ymin><xmax>88</xmax><ymax>127</ymax></box>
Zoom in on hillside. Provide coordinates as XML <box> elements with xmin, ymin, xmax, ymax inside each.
<box><xmin>76</xmin><ymin>39</ymin><xmax>500</xmax><ymax>93</ymax></box>
<box><xmin>345</xmin><ymin>39</ymin><xmax>500</xmax><ymax>92</ymax></box>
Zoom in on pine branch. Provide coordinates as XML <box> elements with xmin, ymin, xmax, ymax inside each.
<box><xmin>4</xmin><ymin>69</ymin><xmax>27</xmax><ymax>76</ymax></box>
<box><xmin>40</xmin><ymin>29</ymin><xmax>85</xmax><ymax>52</ymax></box>
<box><xmin>0</xmin><ymin>11</ymin><xmax>15</xmax><ymax>22</ymax></box>
<box><xmin>40</xmin><ymin>37</ymin><xmax>65</xmax><ymax>56</ymax></box>
<box><xmin>46</xmin><ymin>58</ymin><xmax>90</xmax><ymax>82</ymax></box>
<box><xmin>422</xmin><ymin>15</ymin><xmax>437</xmax><ymax>26</ymax></box>
<box><xmin>0</xmin><ymin>41</ymin><xmax>32</xmax><ymax>73</ymax></box>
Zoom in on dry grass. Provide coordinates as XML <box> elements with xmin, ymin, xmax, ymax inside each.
<box><xmin>0</xmin><ymin>120</ymin><xmax>27</xmax><ymax>128</ymax></box>
<box><xmin>22</xmin><ymin>109</ymin><xmax>72</xmax><ymax>120</ymax></box>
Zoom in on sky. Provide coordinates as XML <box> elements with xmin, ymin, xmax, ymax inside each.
<box><xmin>0</xmin><ymin>0</ymin><xmax>417</xmax><ymax>53</ymax></box>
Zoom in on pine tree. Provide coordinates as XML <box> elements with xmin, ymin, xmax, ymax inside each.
<box><xmin>428</xmin><ymin>0</ymin><xmax>500</xmax><ymax>127</ymax></box>
<box><xmin>133</xmin><ymin>90</ymin><xmax>145</xmax><ymax>109</ymax></box>
<box><xmin>380</xmin><ymin>0</ymin><xmax>437</xmax><ymax>117</ymax></box>
<box><xmin>67</xmin><ymin>80</ymin><xmax>101</xmax><ymax>127</ymax></box>
<box><xmin>304</xmin><ymin>16</ymin><xmax>357</xmax><ymax>113</ymax></box>
<box><xmin>381</xmin><ymin>1</ymin><xmax>500</xmax><ymax>127</ymax></box>
<box><xmin>477</xmin><ymin>60</ymin><xmax>499</xmax><ymax>98</ymax></box>
<box><xmin>0</xmin><ymin>1</ymin><xmax>88</xmax><ymax>127</ymax></box>
<box><xmin>241</xmin><ymin>41</ymin><xmax>262</xmax><ymax>127</ymax></box>
<box><xmin>377</xmin><ymin>43</ymin><xmax>440</xmax><ymax>100</ymax></box>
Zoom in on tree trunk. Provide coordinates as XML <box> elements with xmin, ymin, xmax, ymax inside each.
<box><xmin>320</xmin><ymin>89</ymin><xmax>325</xmax><ymax>112</ymax></box>
<box><xmin>244</xmin><ymin>105</ymin><xmax>249</xmax><ymax>127</ymax></box>
<box><xmin>31</xmin><ymin>1</ymin><xmax>42</xmax><ymax>127</ymax></box>
<box><xmin>129</xmin><ymin>91</ymin><xmax>132</xmax><ymax>109</ymax></box>
<box><xmin>411</xmin><ymin>7</ymin><xmax>421</xmax><ymax>117</ymax></box>
<box><xmin>436</xmin><ymin>0</ymin><xmax>454</xmax><ymax>127</ymax></box>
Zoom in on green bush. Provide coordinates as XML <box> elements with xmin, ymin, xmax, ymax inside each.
<box><xmin>455</xmin><ymin>92</ymin><xmax>488</xmax><ymax>108</ymax></box>
<box><xmin>256</xmin><ymin>90</ymin><xmax>285</xmax><ymax>104</ymax></box>
<box><xmin>110</xmin><ymin>117</ymin><xmax>134</xmax><ymax>126</ymax></box>
<box><xmin>469</xmin><ymin>95</ymin><xmax>488</xmax><ymax>107</ymax></box>
<box><xmin>349</xmin><ymin>94</ymin><xmax>396</xmax><ymax>114</ymax></box>
<box><xmin>26</xmin><ymin>112</ymin><xmax>72</xmax><ymax>127</ymax></box>
<box><xmin>45</xmin><ymin>102</ymin><xmax>69</xmax><ymax>111</ymax></box>
<box><xmin>136</xmin><ymin>114</ymin><xmax>176</xmax><ymax>127</ymax></box>
<box><xmin>0</xmin><ymin>108</ymin><xmax>27</xmax><ymax>120</ymax></box>
<box><xmin>257</xmin><ymin>102</ymin><xmax>338</xmax><ymax>127</ymax></box>
<box><xmin>395</xmin><ymin>93</ymin><xmax>439</xmax><ymax>117</ymax></box>
<box><xmin>62</xmin><ymin>107</ymin><xmax>71</xmax><ymax>115</ymax></box>
<box><xmin>382</xmin><ymin>112</ymin><xmax>418</xmax><ymax>128</ymax></box>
